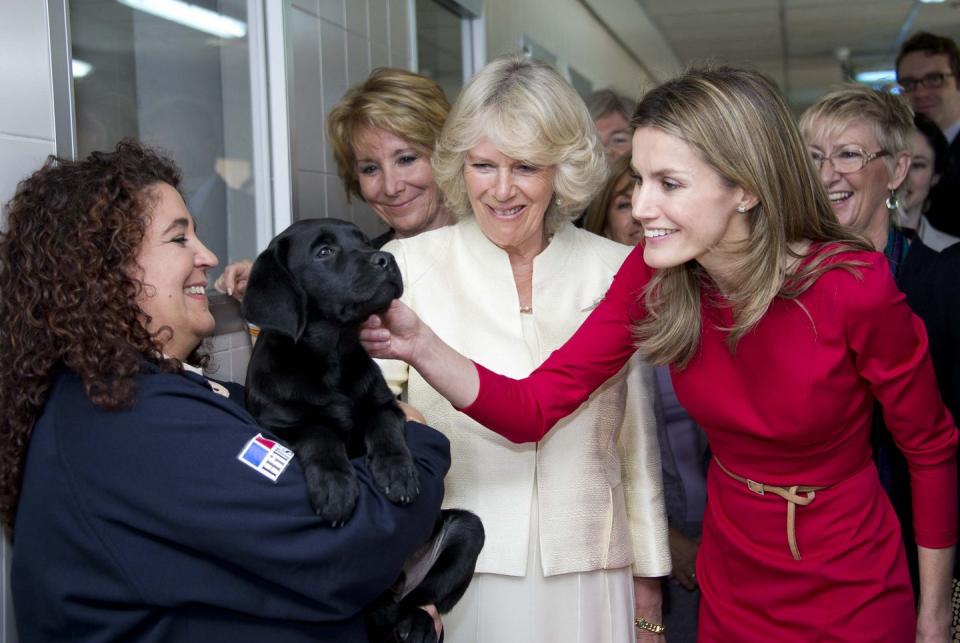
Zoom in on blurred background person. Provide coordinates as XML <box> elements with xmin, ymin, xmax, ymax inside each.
<box><xmin>378</xmin><ymin>55</ymin><xmax>670</xmax><ymax>643</ymax></box>
<box><xmin>897</xmin><ymin>32</ymin><xmax>960</xmax><ymax>238</ymax></box>
<box><xmin>802</xmin><ymin>83</ymin><xmax>960</xmax><ymax>606</ymax></box>
<box><xmin>585</xmin><ymin>88</ymin><xmax>635</xmax><ymax>163</ymax></box>
<box><xmin>905</xmin><ymin>112</ymin><xmax>960</xmax><ymax>250</ymax></box>
<box><xmin>582</xmin><ymin>154</ymin><xmax>642</xmax><ymax>245</ymax></box>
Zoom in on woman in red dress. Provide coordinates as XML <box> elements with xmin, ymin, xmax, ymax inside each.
<box><xmin>361</xmin><ymin>66</ymin><xmax>957</xmax><ymax>641</ymax></box>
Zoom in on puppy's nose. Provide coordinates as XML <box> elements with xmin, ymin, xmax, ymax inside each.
<box><xmin>370</xmin><ymin>251</ymin><xmax>392</xmax><ymax>269</ymax></box>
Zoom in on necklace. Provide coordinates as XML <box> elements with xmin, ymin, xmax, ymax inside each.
<box><xmin>519</xmin><ymin>305</ymin><xmax>533</xmax><ymax>314</ymax></box>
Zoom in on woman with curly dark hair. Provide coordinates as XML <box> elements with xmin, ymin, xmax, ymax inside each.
<box><xmin>0</xmin><ymin>140</ymin><xmax>450</xmax><ymax>642</ymax></box>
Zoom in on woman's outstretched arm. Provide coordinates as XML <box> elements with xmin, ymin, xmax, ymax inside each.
<box><xmin>363</xmin><ymin>245</ymin><xmax>653</xmax><ymax>443</ymax></box>
<box><xmin>362</xmin><ymin>299</ymin><xmax>480</xmax><ymax>410</ymax></box>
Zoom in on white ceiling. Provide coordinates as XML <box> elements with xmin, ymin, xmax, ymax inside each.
<box><xmin>589</xmin><ymin>0</ymin><xmax>960</xmax><ymax>111</ymax></box>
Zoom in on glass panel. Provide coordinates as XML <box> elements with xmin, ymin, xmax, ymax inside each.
<box><xmin>69</xmin><ymin>0</ymin><xmax>259</xmax><ymax>272</ymax></box>
<box><xmin>415</xmin><ymin>0</ymin><xmax>463</xmax><ymax>102</ymax></box>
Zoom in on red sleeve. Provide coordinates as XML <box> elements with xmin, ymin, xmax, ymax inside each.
<box><xmin>846</xmin><ymin>252</ymin><xmax>958</xmax><ymax>547</ymax></box>
<box><xmin>461</xmin><ymin>245</ymin><xmax>652</xmax><ymax>443</ymax></box>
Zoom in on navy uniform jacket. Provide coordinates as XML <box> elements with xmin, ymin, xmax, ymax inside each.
<box><xmin>11</xmin><ymin>365</ymin><xmax>450</xmax><ymax>642</ymax></box>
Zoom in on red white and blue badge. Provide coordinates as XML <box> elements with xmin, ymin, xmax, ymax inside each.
<box><xmin>237</xmin><ymin>434</ymin><xmax>294</xmax><ymax>482</ymax></box>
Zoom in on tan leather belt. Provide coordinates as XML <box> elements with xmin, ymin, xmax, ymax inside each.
<box><xmin>715</xmin><ymin>458</ymin><xmax>826</xmax><ymax>561</ymax></box>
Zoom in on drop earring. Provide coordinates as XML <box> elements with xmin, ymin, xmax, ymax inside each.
<box><xmin>885</xmin><ymin>190</ymin><xmax>900</xmax><ymax>211</ymax></box>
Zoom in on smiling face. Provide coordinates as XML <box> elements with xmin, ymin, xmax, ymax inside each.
<box><xmin>595</xmin><ymin>110</ymin><xmax>632</xmax><ymax>162</ymax></box>
<box><xmin>897</xmin><ymin>51</ymin><xmax>960</xmax><ymax>131</ymax></box>
<box><xmin>133</xmin><ymin>182</ymin><xmax>218</xmax><ymax>360</ymax></box>
<box><xmin>805</xmin><ymin>120</ymin><xmax>900</xmax><ymax>246</ymax></box>
<box><xmin>905</xmin><ymin>129</ymin><xmax>939</xmax><ymax>215</ymax></box>
<box><xmin>630</xmin><ymin>127</ymin><xmax>755</xmax><ymax>282</ymax></box>
<box><xmin>353</xmin><ymin>125</ymin><xmax>448</xmax><ymax>238</ymax></box>
<box><xmin>463</xmin><ymin>137</ymin><xmax>557</xmax><ymax>256</ymax></box>
<box><xmin>603</xmin><ymin>171</ymin><xmax>643</xmax><ymax>246</ymax></box>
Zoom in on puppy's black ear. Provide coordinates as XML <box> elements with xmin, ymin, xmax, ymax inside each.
<box><xmin>241</xmin><ymin>236</ymin><xmax>307</xmax><ymax>341</ymax></box>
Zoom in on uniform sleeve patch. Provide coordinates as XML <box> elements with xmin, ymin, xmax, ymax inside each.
<box><xmin>237</xmin><ymin>434</ymin><xmax>294</xmax><ymax>482</ymax></box>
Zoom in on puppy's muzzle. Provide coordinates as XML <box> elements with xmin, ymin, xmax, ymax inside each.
<box><xmin>370</xmin><ymin>251</ymin><xmax>394</xmax><ymax>270</ymax></box>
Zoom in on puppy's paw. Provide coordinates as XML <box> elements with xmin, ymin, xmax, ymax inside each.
<box><xmin>368</xmin><ymin>451</ymin><xmax>420</xmax><ymax>505</ymax></box>
<box><xmin>393</xmin><ymin>609</ymin><xmax>438</xmax><ymax>643</ymax></box>
<box><xmin>305</xmin><ymin>466</ymin><xmax>359</xmax><ymax>526</ymax></box>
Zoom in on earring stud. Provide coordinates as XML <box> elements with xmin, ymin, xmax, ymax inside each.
<box><xmin>736</xmin><ymin>205</ymin><xmax>748</xmax><ymax>213</ymax></box>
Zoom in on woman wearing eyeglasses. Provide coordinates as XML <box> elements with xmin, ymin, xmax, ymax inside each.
<box><xmin>802</xmin><ymin>84</ymin><xmax>960</xmax><ymax>629</ymax></box>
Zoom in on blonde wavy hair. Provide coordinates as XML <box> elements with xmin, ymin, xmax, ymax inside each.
<box><xmin>799</xmin><ymin>84</ymin><xmax>914</xmax><ymax>225</ymax></box>
<box><xmin>632</xmin><ymin>66</ymin><xmax>871</xmax><ymax>368</ymax></box>
<box><xmin>327</xmin><ymin>68</ymin><xmax>450</xmax><ymax>202</ymax></box>
<box><xmin>432</xmin><ymin>54</ymin><xmax>607</xmax><ymax>232</ymax></box>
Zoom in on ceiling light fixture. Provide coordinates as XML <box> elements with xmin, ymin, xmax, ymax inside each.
<box><xmin>919</xmin><ymin>0</ymin><xmax>946</xmax><ymax>4</ymax></box>
<box><xmin>72</xmin><ymin>59</ymin><xmax>93</xmax><ymax>78</ymax></box>
<box><xmin>855</xmin><ymin>70</ymin><xmax>897</xmax><ymax>84</ymax></box>
<box><xmin>116</xmin><ymin>0</ymin><xmax>247</xmax><ymax>39</ymax></box>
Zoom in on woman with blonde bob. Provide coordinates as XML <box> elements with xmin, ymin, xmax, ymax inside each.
<box><xmin>327</xmin><ymin>67</ymin><xmax>453</xmax><ymax>246</ymax></box>
<box><xmin>216</xmin><ymin>67</ymin><xmax>453</xmax><ymax>296</ymax></box>
<box><xmin>363</xmin><ymin>65</ymin><xmax>957</xmax><ymax>641</ymax></box>
<box><xmin>375</xmin><ymin>54</ymin><xmax>670</xmax><ymax>642</ymax></box>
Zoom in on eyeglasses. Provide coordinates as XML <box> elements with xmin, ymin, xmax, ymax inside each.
<box><xmin>809</xmin><ymin>147</ymin><xmax>890</xmax><ymax>174</ymax></box>
<box><xmin>897</xmin><ymin>72</ymin><xmax>954</xmax><ymax>93</ymax></box>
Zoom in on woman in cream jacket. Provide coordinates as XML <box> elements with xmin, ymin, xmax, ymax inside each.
<box><xmin>378</xmin><ymin>54</ymin><xmax>670</xmax><ymax>643</ymax></box>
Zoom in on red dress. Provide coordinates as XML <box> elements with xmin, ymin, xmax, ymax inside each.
<box><xmin>464</xmin><ymin>244</ymin><xmax>957</xmax><ymax>642</ymax></box>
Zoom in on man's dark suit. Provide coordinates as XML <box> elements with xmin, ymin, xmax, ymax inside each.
<box><xmin>925</xmin><ymin>134</ymin><xmax>960</xmax><ymax>236</ymax></box>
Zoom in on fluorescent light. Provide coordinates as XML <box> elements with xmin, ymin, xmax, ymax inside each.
<box><xmin>855</xmin><ymin>69</ymin><xmax>896</xmax><ymax>84</ymax></box>
<box><xmin>920</xmin><ymin>0</ymin><xmax>946</xmax><ymax>4</ymax></box>
<box><xmin>117</xmin><ymin>0</ymin><xmax>247</xmax><ymax>39</ymax></box>
<box><xmin>72</xmin><ymin>59</ymin><xmax>93</xmax><ymax>78</ymax></box>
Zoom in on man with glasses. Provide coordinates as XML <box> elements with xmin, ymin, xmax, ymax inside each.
<box><xmin>584</xmin><ymin>89</ymin><xmax>635</xmax><ymax>163</ymax></box>
<box><xmin>897</xmin><ymin>32</ymin><xmax>960</xmax><ymax>236</ymax></box>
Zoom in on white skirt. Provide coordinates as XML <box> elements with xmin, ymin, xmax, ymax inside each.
<box><xmin>443</xmin><ymin>481</ymin><xmax>636</xmax><ymax>643</ymax></box>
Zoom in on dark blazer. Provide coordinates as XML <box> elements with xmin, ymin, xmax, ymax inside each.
<box><xmin>898</xmin><ymin>239</ymin><xmax>960</xmax><ymax>422</ymax></box>
<box><xmin>879</xmin><ymin>238</ymin><xmax>960</xmax><ymax>589</ymax></box>
<box><xmin>11</xmin><ymin>365</ymin><xmax>450</xmax><ymax>643</ymax></box>
<box><xmin>925</xmin><ymin>137</ymin><xmax>960</xmax><ymax>237</ymax></box>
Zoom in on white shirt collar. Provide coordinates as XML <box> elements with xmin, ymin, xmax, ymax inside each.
<box><xmin>944</xmin><ymin>119</ymin><xmax>960</xmax><ymax>144</ymax></box>
<box><xmin>181</xmin><ymin>361</ymin><xmax>203</xmax><ymax>376</ymax></box>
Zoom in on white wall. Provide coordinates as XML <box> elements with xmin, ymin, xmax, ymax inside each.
<box><xmin>0</xmin><ymin>2</ymin><xmax>57</xmax><ymax>642</ymax></box>
<box><xmin>482</xmin><ymin>0</ymin><xmax>654</xmax><ymax>100</ymax></box>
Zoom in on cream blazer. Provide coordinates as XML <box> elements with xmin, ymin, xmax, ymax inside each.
<box><xmin>379</xmin><ymin>219</ymin><xmax>670</xmax><ymax>578</ymax></box>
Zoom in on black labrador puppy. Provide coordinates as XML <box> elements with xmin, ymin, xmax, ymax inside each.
<box><xmin>243</xmin><ymin>218</ymin><xmax>416</xmax><ymax>523</ymax></box>
<box><xmin>242</xmin><ymin>218</ymin><xmax>484</xmax><ymax>642</ymax></box>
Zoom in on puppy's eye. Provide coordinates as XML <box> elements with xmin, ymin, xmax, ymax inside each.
<box><xmin>316</xmin><ymin>245</ymin><xmax>337</xmax><ymax>259</ymax></box>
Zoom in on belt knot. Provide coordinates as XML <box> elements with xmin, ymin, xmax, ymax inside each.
<box><xmin>716</xmin><ymin>458</ymin><xmax>826</xmax><ymax>560</ymax></box>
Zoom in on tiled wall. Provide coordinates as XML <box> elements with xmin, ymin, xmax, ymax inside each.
<box><xmin>205</xmin><ymin>295</ymin><xmax>253</xmax><ymax>384</ymax></box>
<box><xmin>286</xmin><ymin>0</ymin><xmax>411</xmax><ymax>237</ymax></box>
<box><xmin>206</xmin><ymin>0</ymin><xmax>415</xmax><ymax>386</ymax></box>
<box><xmin>0</xmin><ymin>1</ymin><xmax>57</xmax><ymax>210</ymax></box>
